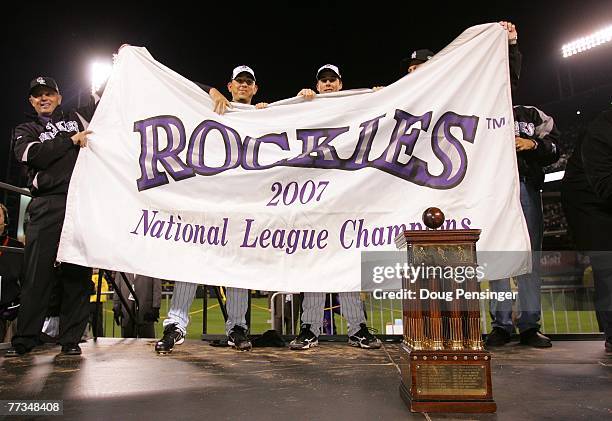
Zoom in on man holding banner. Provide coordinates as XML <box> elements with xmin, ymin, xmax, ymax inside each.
<box><xmin>486</xmin><ymin>105</ymin><xmax>559</xmax><ymax>348</ymax></box>
<box><xmin>290</xmin><ymin>64</ymin><xmax>382</xmax><ymax>350</ymax></box>
<box><xmin>7</xmin><ymin>77</ymin><xmax>95</xmax><ymax>357</ymax></box>
<box><xmin>155</xmin><ymin>65</ymin><xmax>263</xmax><ymax>354</ymax></box>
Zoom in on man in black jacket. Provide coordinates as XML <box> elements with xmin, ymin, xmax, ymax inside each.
<box><xmin>487</xmin><ymin>105</ymin><xmax>560</xmax><ymax>348</ymax></box>
<box><xmin>6</xmin><ymin>77</ymin><xmax>95</xmax><ymax>357</ymax></box>
<box><xmin>562</xmin><ymin>107</ymin><xmax>612</xmax><ymax>353</ymax></box>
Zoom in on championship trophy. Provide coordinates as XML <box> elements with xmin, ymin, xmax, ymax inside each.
<box><xmin>395</xmin><ymin>207</ymin><xmax>496</xmax><ymax>413</ymax></box>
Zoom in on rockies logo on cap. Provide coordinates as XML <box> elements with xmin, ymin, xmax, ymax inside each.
<box><xmin>28</xmin><ymin>76</ymin><xmax>60</xmax><ymax>96</ymax></box>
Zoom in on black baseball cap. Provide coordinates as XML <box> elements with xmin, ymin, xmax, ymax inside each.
<box><xmin>29</xmin><ymin>76</ymin><xmax>60</xmax><ymax>96</ymax></box>
<box><xmin>400</xmin><ymin>49</ymin><xmax>435</xmax><ymax>71</ymax></box>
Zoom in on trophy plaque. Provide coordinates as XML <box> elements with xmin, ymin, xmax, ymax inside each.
<box><xmin>395</xmin><ymin>207</ymin><xmax>496</xmax><ymax>413</ymax></box>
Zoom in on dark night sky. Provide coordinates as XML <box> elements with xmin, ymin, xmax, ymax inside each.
<box><xmin>2</xmin><ymin>0</ymin><xmax>612</xmax><ymax>181</ymax></box>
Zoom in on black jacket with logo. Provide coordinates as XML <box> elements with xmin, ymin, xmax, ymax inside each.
<box><xmin>13</xmin><ymin>98</ymin><xmax>97</xmax><ymax>197</ymax></box>
<box><xmin>513</xmin><ymin>105</ymin><xmax>560</xmax><ymax>189</ymax></box>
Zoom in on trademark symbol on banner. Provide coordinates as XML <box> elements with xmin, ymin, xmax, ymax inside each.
<box><xmin>486</xmin><ymin>117</ymin><xmax>506</xmax><ymax>129</ymax></box>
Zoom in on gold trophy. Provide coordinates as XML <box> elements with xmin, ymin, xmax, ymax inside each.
<box><xmin>396</xmin><ymin>207</ymin><xmax>495</xmax><ymax>413</ymax></box>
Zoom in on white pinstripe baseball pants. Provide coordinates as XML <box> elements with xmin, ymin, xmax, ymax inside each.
<box><xmin>162</xmin><ymin>282</ymin><xmax>248</xmax><ymax>335</ymax></box>
<box><xmin>301</xmin><ymin>292</ymin><xmax>366</xmax><ymax>336</ymax></box>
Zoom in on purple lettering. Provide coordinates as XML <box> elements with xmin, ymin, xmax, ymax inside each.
<box><xmin>372</xmin><ymin>110</ymin><xmax>432</xmax><ymax>180</ymax></box>
<box><xmin>259</xmin><ymin>229</ymin><xmax>271</xmax><ymax>246</ymax></box>
<box><xmin>242</xmin><ymin>133</ymin><xmax>290</xmax><ymax>170</ymax></box>
<box><xmin>240</xmin><ymin>219</ymin><xmax>257</xmax><ymax>248</ymax></box>
<box><xmin>286</xmin><ymin>127</ymin><xmax>349</xmax><ymax>168</ymax></box>
<box><xmin>130</xmin><ymin>209</ymin><xmax>157</xmax><ymax>235</ymax></box>
<box><xmin>135</xmin><ymin>116</ymin><xmax>194</xmax><ymax>191</ymax></box>
<box><xmin>207</xmin><ymin>226</ymin><xmax>219</xmax><ymax>245</ymax></box>
<box><xmin>220</xmin><ymin>218</ymin><xmax>229</xmax><ymax>246</ymax></box>
<box><xmin>187</xmin><ymin>120</ymin><xmax>242</xmax><ymax>175</ymax></box>
<box><xmin>340</xmin><ymin>219</ymin><xmax>356</xmax><ymax>249</ymax></box>
<box><xmin>406</xmin><ymin>112</ymin><xmax>478</xmax><ymax>189</ymax></box>
<box><xmin>344</xmin><ymin>114</ymin><xmax>386</xmax><ymax>169</ymax></box>
<box><xmin>316</xmin><ymin>230</ymin><xmax>329</xmax><ymax>249</ymax></box>
<box><xmin>356</xmin><ymin>218</ymin><xmax>369</xmax><ymax>248</ymax></box>
<box><xmin>371</xmin><ymin>227</ymin><xmax>385</xmax><ymax>246</ymax></box>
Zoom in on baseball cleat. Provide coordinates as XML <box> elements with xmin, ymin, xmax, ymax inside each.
<box><xmin>155</xmin><ymin>323</ymin><xmax>185</xmax><ymax>354</ymax></box>
<box><xmin>227</xmin><ymin>325</ymin><xmax>252</xmax><ymax>351</ymax></box>
<box><xmin>348</xmin><ymin>323</ymin><xmax>382</xmax><ymax>349</ymax></box>
<box><xmin>289</xmin><ymin>324</ymin><xmax>319</xmax><ymax>350</ymax></box>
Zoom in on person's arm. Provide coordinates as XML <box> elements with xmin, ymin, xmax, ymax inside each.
<box><xmin>76</xmin><ymin>92</ymin><xmax>103</xmax><ymax>123</ymax></box>
<box><xmin>509</xmin><ymin>43</ymin><xmax>522</xmax><ymax>97</ymax></box>
<box><xmin>500</xmin><ymin>21</ymin><xmax>521</xmax><ymax>97</ymax></box>
<box><xmin>582</xmin><ymin>119</ymin><xmax>612</xmax><ymax>202</ymax></box>
<box><xmin>195</xmin><ymin>82</ymin><xmax>213</xmax><ymax>93</ymax></box>
<box><xmin>13</xmin><ymin>124</ymin><xmax>89</xmax><ymax>170</ymax></box>
<box><xmin>196</xmin><ymin>82</ymin><xmax>231</xmax><ymax>114</ymax></box>
<box><xmin>515</xmin><ymin>108</ymin><xmax>560</xmax><ymax>165</ymax></box>
<box><xmin>533</xmin><ymin>108</ymin><xmax>561</xmax><ymax>166</ymax></box>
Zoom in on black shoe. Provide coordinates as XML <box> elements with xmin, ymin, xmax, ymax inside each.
<box><xmin>227</xmin><ymin>325</ymin><xmax>252</xmax><ymax>351</ymax></box>
<box><xmin>604</xmin><ymin>338</ymin><xmax>611</xmax><ymax>353</ymax></box>
<box><xmin>519</xmin><ymin>328</ymin><xmax>552</xmax><ymax>348</ymax></box>
<box><xmin>4</xmin><ymin>344</ymin><xmax>29</xmax><ymax>358</ymax></box>
<box><xmin>348</xmin><ymin>323</ymin><xmax>382</xmax><ymax>349</ymax></box>
<box><xmin>155</xmin><ymin>323</ymin><xmax>185</xmax><ymax>354</ymax></box>
<box><xmin>289</xmin><ymin>324</ymin><xmax>319</xmax><ymax>350</ymax></box>
<box><xmin>60</xmin><ymin>343</ymin><xmax>82</xmax><ymax>356</ymax></box>
<box><xmin>485</xmin><ymin>327</ymin><xmax>511</xmax><ymax>347</ymax></box>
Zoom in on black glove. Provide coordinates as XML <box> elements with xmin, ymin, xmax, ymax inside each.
<box><xmin>112</xmin><ymin>305</ymin><xmax>122</xmax><ymax>326</ymax></box>
<box><xmin>143</xmin><ymin>307</ymin><xmax>160</xmax><ymax>322</ymax></box>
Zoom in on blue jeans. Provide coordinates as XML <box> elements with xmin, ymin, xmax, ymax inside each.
<box><xmin>489</xmin><ymin>181</ymin><xmax>543</xmax><ymax>334</ymax></box>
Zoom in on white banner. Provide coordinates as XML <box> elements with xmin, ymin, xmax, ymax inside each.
<box><xmin>58</xmin><ymin>23</ymin><xmax>531</xmax><ymax>292</ymax></box>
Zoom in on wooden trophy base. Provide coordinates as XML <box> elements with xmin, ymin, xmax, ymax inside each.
<box><xmin>399</xmin><ymin>343</ymin><xmax>496</xmax><ymax>413</ymax></box>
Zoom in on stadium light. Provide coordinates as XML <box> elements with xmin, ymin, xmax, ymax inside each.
<box><xmin>91</xmin><ymin>61</ymin><xmax>113</xmax><ymax>94</ymax></box>
<box><xmin>562</xmin><ymin>24</ymin><xmax>612</xmax><ymax>58</ymax></box>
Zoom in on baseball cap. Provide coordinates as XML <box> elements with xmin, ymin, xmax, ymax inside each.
<box><xmin>316</xmin><ymin>64</ymin><xmax>341</xmax><ymax>80</ymax></box>
<box><xmin>400</xmin><ymin>49</ymin><xmax>435</xmax><ymax>74</ymax></box>
<box><xmin>405</xmin><ymin>49</ymin><xmax>434</xmax><ymax>67</ymax></box>
<box><xmin>29</xmin><ymin>76</ymin><xmax>60</xmax><ymax>96</ymax></box>
<box><xmin>231</xmin><ymin>65</ymin><xmax>256</xmax><ymax>81</ymax></box>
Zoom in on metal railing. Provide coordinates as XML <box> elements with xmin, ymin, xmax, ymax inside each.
<box><xmin>3</xmin><ymin>285</ymin><xmax>602</xmax><ymax>346</ymax></box>
<box><xmin>264</xmin><ymin>286</ymin><xmax>601</xmax><ymax>339</ymax></box>
<box><xmin>0</xmin><ymin>181</ymin><xmax>30</xmax><ymax>197</ymax></box>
